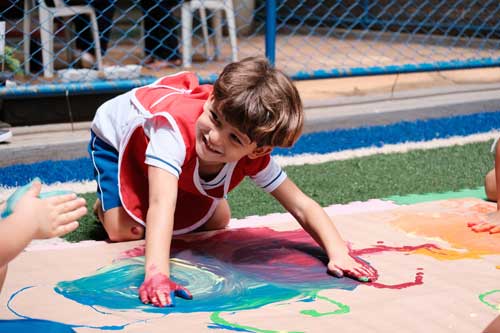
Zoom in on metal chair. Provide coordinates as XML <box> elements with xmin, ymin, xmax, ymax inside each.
<box><xmin>23</xmin><ymin>0</ymin><xmax>103</xmax><ymax>78</ymax></box>
<box><xmin>181</xmin><ymin>0</ymin><xmax>238</xmax><ymax>67</ymax></box>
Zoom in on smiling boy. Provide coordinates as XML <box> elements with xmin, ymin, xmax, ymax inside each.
<box><xmin>89</xmin><ymin>57</ymin><xmax>377</xmax><ymax>308</ymax></box>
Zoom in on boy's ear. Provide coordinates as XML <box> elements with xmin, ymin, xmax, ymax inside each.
<box><xmin>248</xmin><ymin>146</ymin><xmax>273</xmax><ymax>159</ymax></box>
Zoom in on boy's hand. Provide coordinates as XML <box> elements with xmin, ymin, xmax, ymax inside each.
<box><xmin>467</xmin><ymin>211</ymin><xmax>500</xmax><ymax>234</ymax></box>
<box><xmin>328</xmin><ymin>253</ymin><xmax>378</xmax><ymax>282</ymax></box>
<box><xmin>139</xmin><ymin>273</ymin><xmax>192</xmax><ymax>307</ymax></box>
<box><xmin>15</xmin><ymin>181</ymin><xmax>86</xmax><ymax>239</ymax></box>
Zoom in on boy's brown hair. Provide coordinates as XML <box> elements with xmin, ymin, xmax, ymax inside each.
<box><xmin>212</xmin><ymin>56</ymin><xmax>303</xmax><ymax>148</ymax></box>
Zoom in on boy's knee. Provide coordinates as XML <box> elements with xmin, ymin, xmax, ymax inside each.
<box><xmin>200</xmin><ymin>201</ymin><xmax>231</xmax><ymax>231</ymax></box>
<box><xmin>102</xmin><ymin>209</ymin><xmax>145</xmax><ymax>242</ymax></box>
<box><xmin>485</xmin><ymin>169</ymin><xmax>497</xmax><ymax>201</ymax></box>
<box><xmin>106</xmin><ymin>224</ymin><xmax>144</xmax><ymax>242</ymax></box>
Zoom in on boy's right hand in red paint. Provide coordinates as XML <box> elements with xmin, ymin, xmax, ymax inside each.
<box><xmin>139</xmin><ymin>272</ymin><xmax>192</xmax><ymax>307</ymax></box>
<box><xmin>467</xmin><ymin>211</ymin><xmax>500</xmax><ymax>234</ymax></box>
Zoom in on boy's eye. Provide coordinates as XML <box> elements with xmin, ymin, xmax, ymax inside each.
<box><xmin>210</xmin><ymin>111</ymin><xmax>219</xmax><ymax>122</ymax></box>
<box><xmin>231</xmin><ymin>134</ymin><xmax>242</xmax><ymax>145</ymax></box>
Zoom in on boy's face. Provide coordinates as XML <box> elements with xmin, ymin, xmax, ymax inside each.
<box><xmin>195</xmin><ymin>97</ymin><xmax>270</xmax><ymax>166</ymax></box>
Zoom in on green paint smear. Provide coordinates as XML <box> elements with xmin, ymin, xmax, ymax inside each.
<box><xmin>479</xmin><ymin>290</ymin><xmax>500</xmax><ymax>311</ymax></box>
<box><xmin>384</xmin><ymin>187</ymin><xmax>486</xmax><ymax>205</ymax></box>
<box><xmin>210</xmin><ymin>311</ymin><xmax>304</xmax><ymax>333</ymax></box>
<box><xmin>300</xmin><ymin>295</ymin><xmax>350</xmax><ymax>317</ymax></box>
<box><xmin>209</xmin><ymin>292</ymin><xmax>351</xmax><ymax>332</ymax></box>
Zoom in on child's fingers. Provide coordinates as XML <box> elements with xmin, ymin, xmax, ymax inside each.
<box><xmin>57</xmin><ymin>206</ymin><xmax>87</xmax><ymax>225</ymax></box>
<box><xmin>355</xmin><ymin>266</ymin><xmax>374</xmax><ymax>279</ymax></box>
<box><xmin>489</xmin><ymin>225</ymin><xmax>500</xmax><ymax>234</ymax></box>
<box><xmin>467</xmin><ymin>221</ymin><xmax>480</xmax><ymax>227</ymax></box>
<box><xmin>175</xmin><ymin>286</ymin><xmax>193</xmax><ymax>300</ymax></box>
<box><xmin>139</xmin><ymin>288</ymin><xmax>149</xmax><ymax>304</ymax></box>
<box><xmin>53</xmin><ymin>221</ymin><xmax>79</xmax><ymax>237</ymax></box>
<box><xmin>55</xmin><ymin>197</ymin><xmax>86</xmax><ymax>215</ymax></box>
<box><xmin>45</xmin><ymin>193</ymin><xmax>78</xmax><ymax>205</ymax></box>
<box><xmin>328</xmin><ymin>266</ymin><xmax>344</xmax><ymax>278</ymax></box>
<box><xmin>151</xmin><ymin>294</ymin><xmax>160</xmax><ymax>307</ymax></box>
<box><xmin>471</xmin><ymin>223</ymin><xmax>495</xmax><ymax>232</ymax></box>
<box><xmin>26</xmin><ymin>180</ymin><xmax>42</xmax><ymax>198</ymax></box>
<box><xmin>166</xmin><ymin>292</ymin><xmax>174</xmax><ymax>307</ymax></box>
<box><xmin>156</xmin><ymin>291</ymin><xmax>168</xmax><ymax>307</ymax></box>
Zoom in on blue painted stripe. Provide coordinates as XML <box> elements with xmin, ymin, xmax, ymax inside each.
<box><xmin>145</xmin><ymin>154</ymin><xmax>181</xmax><ymax>176</ymax></box>
<box><xmin>273</xmin><ymin>111</ymin><xmax>500</xmax><ymax>156</ymax></box>
<box><xmin>0</xmin><ymin>158</ymin><xmax>93</xmax><ymax>187</ymax></box>
<box><xmin>1</xmin><ymin>111</ymin><xmax>499</xmax><ymax>187</ymax></box>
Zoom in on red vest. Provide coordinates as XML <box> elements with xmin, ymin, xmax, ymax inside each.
<box><xmin>119</xmin><ymin>72</ymin><xmax>270</xmax><ymax>232</ymax></box>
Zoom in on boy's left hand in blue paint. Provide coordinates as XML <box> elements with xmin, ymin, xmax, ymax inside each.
<box><xmin>327</xmin><ymin>254</ymin><xmax>378</xmax><ymax>282</ymax></box>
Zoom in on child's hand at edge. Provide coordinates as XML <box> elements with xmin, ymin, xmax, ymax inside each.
<box><xmin>467</xmin><ymin>211</ymin><xmax>500</xmax><ymax>234</ymax></box>
<box><xmin>139</xmin><ymin>267</ymin><xmax>192</xmax><ymax>307</ymax></box>
<box><xmin>327</xmin><ymin>252</ymin><xmax>378</xmax><ymax>282</ymax></box>
<box><xmin>13</xmin><ymin>181</ymin><xmax>87</xmax><ymax>239</ymax></box>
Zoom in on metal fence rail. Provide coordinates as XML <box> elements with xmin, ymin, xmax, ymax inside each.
<box><xmin>1</xmin><ymin>0</ymin><xmax>499</xmax><ymax>98</ymax></box>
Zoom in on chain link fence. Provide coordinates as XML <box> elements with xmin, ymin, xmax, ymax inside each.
<box><xmin>1</xmin><ymin>0</ymin><xmax>500</xmax><ymax>97</ymax></box>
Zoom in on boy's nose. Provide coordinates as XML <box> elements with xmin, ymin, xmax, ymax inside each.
<box><xmin>209</xmin><ymin>130</ymin><xmax>222</xmax><ymax>145</ymax></box>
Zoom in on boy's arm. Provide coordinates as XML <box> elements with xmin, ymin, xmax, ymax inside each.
<box><xmin>0</xmin><ymin>212</ymin><xmax>39</xmax><ymax>267</ymax></box>
<box><xmin>140</xmin><ymin>166</ymin><xmax>192</xmax><ymax>307</ymax></box>
<box><xmin>271</xmin><ymin>178</ymin><xmax>377</xmax><ymax>281</ymax></box>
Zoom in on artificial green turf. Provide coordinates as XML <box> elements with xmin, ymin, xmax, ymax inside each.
<box><xmin>65</xmin><ymin>140</ymin><xmax>494</xmax><ymax>242</ymax></box>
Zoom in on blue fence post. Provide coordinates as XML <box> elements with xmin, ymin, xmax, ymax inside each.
<box><xmin>265</xmin><ymin>0</ymin><xmax>277</xmax><ymax>66</ymax></box>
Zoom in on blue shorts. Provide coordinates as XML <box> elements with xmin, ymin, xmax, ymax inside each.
<box><xmin>88</xmin><ymin>131</ymin><xmax>122</xmax><ymax>212</ymax></box>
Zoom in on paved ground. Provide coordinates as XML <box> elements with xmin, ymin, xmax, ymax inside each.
<box><xmin>2</xmin><ymin>67</ymin><xmax>500</xmax><ymax>167</ymax></box>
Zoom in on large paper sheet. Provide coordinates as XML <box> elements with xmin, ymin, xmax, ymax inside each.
<box><xmin>0</xmin><ymin>198</ymin><xmax>498</xmax><ymax>332</ymax></box>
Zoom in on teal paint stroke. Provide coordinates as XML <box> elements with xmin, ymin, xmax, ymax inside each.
<box><xmin>384</xmin><ymin>187</ymin><xmax>486</xmax><ymax>205</ymax></box>
<box><xmin>54</xmin><ymin>256</ymin><xmax>334</xmax><ymax>314</ymax></box>
<box><xmin>54</xmin><ymin>228</ymin><xmax>363</xmax><ymax>315</ymax></box>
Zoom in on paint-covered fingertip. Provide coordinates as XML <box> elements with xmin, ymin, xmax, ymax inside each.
<box><xmin>358</xmin><ymin>276</ymin><xmax>370</xmax><ymax>282</ymax></box>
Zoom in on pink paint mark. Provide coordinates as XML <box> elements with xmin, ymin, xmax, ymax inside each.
<box><xmin>117</xmin><ymin>227</ymin><xmax>436</xmax><ymax>290</ymax></box>
<box><xmin>368</xmin><ymin>271</ymin><xmax>424</xmax><ymax>289</ymax></box>
<box><xmin>352</xmin><ymin>243</ymin><xmax>440</xmax><ymax>256</ymax></box>
<box><xmin>118</xmin><ymin>245</ymin><xmax>145</xmax><ymax>260</ymax></box>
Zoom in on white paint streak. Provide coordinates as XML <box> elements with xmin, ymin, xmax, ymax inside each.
<box><xmin>274</xmin><ymin>131</ymin><xmax>500</xmax><ymax>166</ymax></box>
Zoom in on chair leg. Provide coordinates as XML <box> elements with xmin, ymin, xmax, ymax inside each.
<box><xmin>39</xmin><ymin>6</ymin><xmax>55</xmax><ymax>78</ymax></box>
<box><xmin>23</xmin><ymin>0</ymin><xmax>32</xmax><ymax>74</ymax></box>
<box><xmin>64</xmin><ymin>26</ymin><xmax>72</xmax><ymax>65</ymax></box>
<box><xmin>213</xmin><ymin>10</ymin><xmax>222</xmax><ymax>60</ymax></box>
<box><xmin>181</xmin><ymin>4</ymin><xmax>193</xmax><ymax>67</ymax></box>
<box><xmin>199</xmin><ymin>7</ymin><xmax>212</xmax><ymax>60</ymax></box>
<box><xmin>224</xmin><ymin>2</ymin><xmax>238</xmax><ymax>62</ymax></box>
<box><xmin>88</xmin><ymin>11</ymin><xmax>103</xmax><ymax>70</ymax></box>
